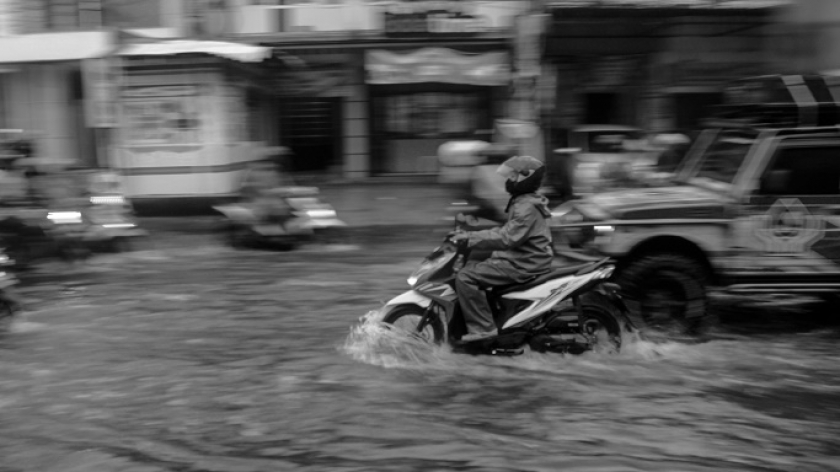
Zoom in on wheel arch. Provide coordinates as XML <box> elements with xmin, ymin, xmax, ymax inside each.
<box><xmin>617</xmin><ymin>235</ymin><xmax>717</xmax><ymax>284</ymax></box>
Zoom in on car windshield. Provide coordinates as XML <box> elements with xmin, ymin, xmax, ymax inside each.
<box><xmin>692</xmin><ymin>131</ymin><xmax>757</xmax><ymax>185</ymax></box>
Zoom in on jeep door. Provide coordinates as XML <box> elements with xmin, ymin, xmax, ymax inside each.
<box><xmin>732</xmin><ymin>139</ymin><xmax>840</xmax><ymax>286</ymax></box>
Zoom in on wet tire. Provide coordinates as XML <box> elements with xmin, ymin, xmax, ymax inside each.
<box><xmin>579</xmin><ymin>295</ymin><xmax>623</xmax><ymax>353</ymax></box>
<box><xmin>540</xmin><ymin>294</ymin><xmax>623</xmax><ymax>354</ymax></box>
<box><xmin>382</xmin><ymin>304</ymin><xmax>445</xmax><ymax>344</ymax></box>
<box><xmin>616</xmin><ymin>252</ymin><xmax>710</xmax><ymax>336</ymax></box>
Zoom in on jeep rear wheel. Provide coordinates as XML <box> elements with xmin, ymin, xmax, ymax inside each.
<box><xmin>616</xmin><ymin>253</ymin><xmax>710</xmax><ymax>336</ymax></box>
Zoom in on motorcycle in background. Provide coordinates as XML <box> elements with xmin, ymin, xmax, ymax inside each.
<box><xmin>214</xmin><ymin>157</ymin><xmax>345</xmax><ymax>249</ymax></box>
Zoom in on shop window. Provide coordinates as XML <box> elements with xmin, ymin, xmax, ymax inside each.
<box><xmin>381</xmin><ymin>92</ymin><xmax>480</xmax><ymax>138</ymax></box>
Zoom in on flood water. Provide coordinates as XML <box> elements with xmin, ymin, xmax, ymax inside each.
<box><xmin>1</xmin><ymin>243</ymin><xmax>839</xmax><ymax>472</ymax></box>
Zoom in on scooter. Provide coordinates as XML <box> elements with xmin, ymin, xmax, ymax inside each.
<box><xmin>213</xmin><ymin>187</ymin><xmax>345</xmax><ymax>249</ymax></box>
<box><xmin>367</xmin><ymin>221</ymin><xmax>635</xmax><ymax>356</ymax></box>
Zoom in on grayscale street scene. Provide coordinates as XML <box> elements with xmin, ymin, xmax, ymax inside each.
<box><xmin>1</xmin><ymin>1</ymin><xmax>839</xmax><ymax>471</ymax></box>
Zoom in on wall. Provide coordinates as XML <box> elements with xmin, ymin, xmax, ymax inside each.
<box><xmin>770</xmin><ymin>0</ymin><xmax>840</xmax><ymax>74</ymax></box>
<box><xmin>1</xmin><ymin>63</ymin><xmax>89</xmax><ymax>165</ymax></box>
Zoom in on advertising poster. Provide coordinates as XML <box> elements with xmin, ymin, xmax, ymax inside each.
<box><xmin>122</xmin><ymin>85</ymin><xmax>203</xmax><ymax>145</ymax></box>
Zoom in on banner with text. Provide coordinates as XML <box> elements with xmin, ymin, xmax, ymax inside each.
<box><xmin>365</xmin><ymin>48</ymin><xmax>510</xmax><ymax>87</ymax></box>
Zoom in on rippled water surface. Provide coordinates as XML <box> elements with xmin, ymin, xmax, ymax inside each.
<box><xmin>1</xmin><ymin>244</ymin><xmax>839</xmax><ymax>472</ymax></box>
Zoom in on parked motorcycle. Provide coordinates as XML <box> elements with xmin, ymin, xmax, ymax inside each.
<box><xmin>366</xmin><ymin>220</ymin><xmax>635</xmax><ymax>356</ymax></box>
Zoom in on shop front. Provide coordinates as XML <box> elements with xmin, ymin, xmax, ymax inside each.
<box><xmin>543</xmin><ymin>4</ymin><xmax>782</xmax><ymax>138</ymax></box>
<box><xmin>365</xmin><ymin>47</ymin><xmax>510</xmax><ymax>175</ymax></box>
<box><xmin>115</xmin><ymin>40</ymin><xmax>277</xmax><ymax>211</ymax></box>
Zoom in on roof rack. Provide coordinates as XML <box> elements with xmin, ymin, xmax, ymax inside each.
<box><xmin>709</xmin><ymin>74</ymin><xmax>840</xmax><ymax>129</ymax></box>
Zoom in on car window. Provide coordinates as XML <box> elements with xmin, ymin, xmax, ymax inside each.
<box><xmin>694</xmin><ymin>131</ymin><xmax>757</xmax><ymax>185</ymax></box>
<box><xmin>759</xmin><ymin>145</ymin><xmax>840</xmax><ymax>195</ymax></box>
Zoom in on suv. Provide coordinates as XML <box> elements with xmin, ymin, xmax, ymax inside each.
<box><xmin>552</xmin><ymin>75</ymin><xmax>840</xmax><ymax>333</ymax></box>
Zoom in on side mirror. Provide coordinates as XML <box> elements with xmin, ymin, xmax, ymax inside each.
<box><xmin>760</xmin><ymin>169</ymin><xmax>791</xmax><ymax>195</ymax></box>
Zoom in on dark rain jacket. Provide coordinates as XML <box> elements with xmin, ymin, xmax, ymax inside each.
<box><xmin>467</xmin><ymin>193</ymin><xmax>553</xmax><ymax>276</ymax></box>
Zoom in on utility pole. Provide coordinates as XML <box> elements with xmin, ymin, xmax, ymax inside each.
<box><xmin>511</xmin><ymin>0</ymin><xmax>548</xmax><ymax>122</ymax></box>
<box><xmin>501</xmin><ymin>0</ymin><xmax>549</xmax><ymax>158</ymax></box>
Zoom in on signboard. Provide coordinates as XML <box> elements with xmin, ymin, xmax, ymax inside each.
<box><xmin>384</xmin><ymin>1</ymin><xmax>489</xmax><ymax>37</ymax></box>
<box><xmin>366</xmin><ymin>48</ymin><xmax>510</xmax><ymax>87</ymax></box>
<box><xmin>275</xmin><ymin>68</ymin><xmax>349</xmax><ymax>97</ymax></box>
<box><xmin>83</xmin><ymin>55</ymin><xmax>122</xmax><ymax>128</ymax></box>
<box><xmin>121</xmin><ymin>85</ymin><xmax>203</xmax><ymax>145</ymax></box>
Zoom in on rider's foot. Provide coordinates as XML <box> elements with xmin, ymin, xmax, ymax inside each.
<box><xmin>461</xmin><ymin>329</ymin><xmax>498</xmax><ymax>342</ymax></box>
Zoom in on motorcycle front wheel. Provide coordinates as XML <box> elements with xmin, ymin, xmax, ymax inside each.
<box><xmin>382</xmin><ymin>304</ymin><xmax>445</xmax><ymax>344</ymax></box>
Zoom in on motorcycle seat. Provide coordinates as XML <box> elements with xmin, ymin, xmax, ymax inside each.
<box><xmin>493</xmin><ymin>263</ymin><xmax>594</xmax><ymax>295</ymax></box>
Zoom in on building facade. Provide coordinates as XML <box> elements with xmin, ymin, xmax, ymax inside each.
<box><xmin>225</xmin><ymin>0</ymin><xmax>528</xmax><ymax>178</ymax></box>
<box><xmin>0</xmin><ymin>0</ymin><xmax>184</xmax><ymax>168</ymax></box>
<box><xmin>0</xmin><ymin>0</ymin><xmax>797</xmax><ymax>191</ymax></box>
<box><xmin>541</xmin><ymin>0</ymin><xmax>788</xmax><ymax>151</ymax></box>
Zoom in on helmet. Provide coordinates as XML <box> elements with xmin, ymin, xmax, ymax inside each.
<box><xmin>497</xmin><ymin>155</ymin><xmax>545</xmax><ymax>197</ymax></box>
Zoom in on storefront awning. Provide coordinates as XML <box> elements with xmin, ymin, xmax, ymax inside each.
<box><xmin>366</xmin><ymin>48</ymin><xmax>510</xmax><ymax>86</ymax></box>
<box><xmin>119</xmin><ymin>40</ymin><xmax>272</xmax><ymax>63</ymax></box>
<box><xmin>0</xmin><ymin>31</ymin><xmax>112</xmax><ymax>63</ymax></box>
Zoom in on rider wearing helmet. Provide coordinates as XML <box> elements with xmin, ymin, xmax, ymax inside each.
<box><xmin>451</xmin><ymin>155</ymin><xmax>554</xmax><ymax>342</ymax></box>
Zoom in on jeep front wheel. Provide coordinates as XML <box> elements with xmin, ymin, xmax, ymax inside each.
<box><xmin>616</xmin><ymin>253</ymin><xmax>710</xmax><ymax>336</ymax></box>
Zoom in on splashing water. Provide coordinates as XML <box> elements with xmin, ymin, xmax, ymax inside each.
<box><xmin>341</xmin><ymin>310</ymin><xmax>453</xmax><ymax>368</ymax></box>
<box><xmin>342</xmin><ymin>309</ymin><xmax>690</xmax><ymax>374</ymax></box>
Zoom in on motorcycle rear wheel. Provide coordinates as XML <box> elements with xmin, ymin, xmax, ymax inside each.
<box><xmin>382</xmin><ymin>304</ymin><xmax>444</xmax><ymax>344</ymax></box>
<box><xmin>546</xmin><ymin>295</ymin><xmax>623</xmax><ymax>354</ymax></box>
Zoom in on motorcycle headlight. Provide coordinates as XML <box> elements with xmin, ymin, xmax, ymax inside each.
<box><xmin>408</xmin><ymin>264</ymin><xmax>431</xmax><ymax>287</ymax></box>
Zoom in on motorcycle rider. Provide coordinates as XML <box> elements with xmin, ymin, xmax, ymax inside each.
<box><xmin>451</xmin><ymin>155</ymin><xmax>553</xmax><ymax>342</ymax></box>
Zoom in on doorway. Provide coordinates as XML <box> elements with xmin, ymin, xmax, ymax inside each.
<box><xmin>585</xmin><ymin>93</ymin><xmax>620</xmax><ymax>124</ymax></box>
<box><xmin>279</xmin><ymin>98</ymin><xmax>342</xmax><ymax>173</ymax></box>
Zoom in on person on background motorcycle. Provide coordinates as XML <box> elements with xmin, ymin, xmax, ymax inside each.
<box><xmin>451</xmin><ymin>155</ymin><xmax>553</xmax><ymax>342</ymax></box>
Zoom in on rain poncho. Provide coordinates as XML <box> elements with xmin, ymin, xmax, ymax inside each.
<box><xmin>467</xmin><ymin>192</ymin><xmax>554</xmax><ymax>275</ymax></box>
<box><xmin>456</xmin><ymin>192</ymin><xmax>554</xmax><ymax>335</ymax></box>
